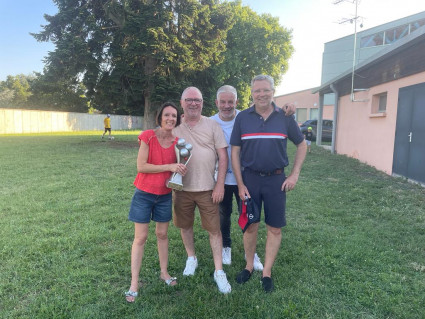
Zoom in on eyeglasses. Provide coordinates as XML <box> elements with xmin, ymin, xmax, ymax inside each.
<box><xmin>184</xmin><ymin>98</ymin><xmax>203</xmax><ymax>104</ymax></box>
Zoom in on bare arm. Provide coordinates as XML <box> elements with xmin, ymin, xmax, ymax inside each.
<box><xmin>212</xmin><ymin>147</ymin><xmax>228</xmax><ymax>203</ymax></box>
<box><xmin>231</xmin><ymin>145</ymin><xmax>250</xmax><ymax>200</ymax></box>
<box><xmin>137</xmin><ymin>142</ymin><xmax>187</xmax><ymax>175</ymax></box>
<box><xmin>281</xmin><ymin>140</ymin><xmax>307</xmax><ymax>192</ymax></box>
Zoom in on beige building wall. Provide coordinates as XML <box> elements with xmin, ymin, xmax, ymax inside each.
<box><xmin>274</xmin><ymin>89</ymin><xmax>334</xmax><ymax>122</ymax></box>
<box><xmin>335</xmin><ymin>71</ymin><xmax>425</xmax><ymax>174</ymax></box>
<box><xmin>0</xmin><ymin>109</ymin><xmax>143</xmax><ymax>134</ymax></box>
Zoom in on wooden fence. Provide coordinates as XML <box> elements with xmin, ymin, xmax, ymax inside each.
<box><xmin>0</xmin><ymin>108</ymin><xmax>143</xmax><ymax>134</ymax></box>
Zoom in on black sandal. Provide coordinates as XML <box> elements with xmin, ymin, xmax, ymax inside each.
<box><xmin>236</xmin><ymin>269</ymin><xmax>252</xmax><ymax>284</ymax></box>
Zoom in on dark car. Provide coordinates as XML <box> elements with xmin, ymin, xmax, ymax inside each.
<box><xmin>299</xmin><ymin>119</ymin><xmax>333</xmax><ymax>141</ymax></box>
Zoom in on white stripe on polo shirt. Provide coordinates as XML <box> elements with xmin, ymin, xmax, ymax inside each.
<box><xmin>241</xmin><ymin>133</ymin><xmax>288</xmax><ymax>140</ymax></box>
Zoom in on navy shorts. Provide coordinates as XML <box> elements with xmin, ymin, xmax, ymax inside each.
<box><xmin>128</xmin><ymin>188</ymin><xmax>172</xmax><ymax>223</ymax></box>
<box><xmin>242</xmin><ymin>170</ymin><xmax>287</xmax><ymax>228</ymax></box>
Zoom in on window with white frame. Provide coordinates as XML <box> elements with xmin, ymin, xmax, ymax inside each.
<box><xmin>371</xmin><ymin>92</ymin><xmax>387</xmax><ymax>114</ymax></box>
<box><xmin>310</xmin><ymin>108</ymin><xmax>318</xmax><ymax>120</ymax></box>
<box><xmin>296</xmin><ymin>108</ymin><xmax>307</xmax><ymax>123</ymax></box>
<box><xmin>378</xmin><ymin>93</ymin><xmax>387</xmax><ymax>112</ymax></box>
<box><xmin>360</xmin><ymin>18</ymin><xmax>425</xmax><ymax>49</ymax></box>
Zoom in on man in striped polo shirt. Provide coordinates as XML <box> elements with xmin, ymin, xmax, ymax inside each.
<box><xmin>230</xmin><ymin>75</ymin><xmax>307</xmax><ymax>292</ymax></box>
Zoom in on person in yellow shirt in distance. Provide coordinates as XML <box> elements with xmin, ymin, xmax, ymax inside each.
<box><xmin>102</xmin><ymin>114</ymin><xmax>112</xmax><ymax>139</ymax></box>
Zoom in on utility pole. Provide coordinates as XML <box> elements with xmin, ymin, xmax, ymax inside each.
<box><xmin>334</xmin><ymin>0</ymin><xmax>367</xmax><ymax>102</ymax></box>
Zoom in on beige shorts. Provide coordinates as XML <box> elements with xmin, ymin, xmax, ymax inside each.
<box><xmin>173</xmin><ymin>190</ymin><xmax>220</xmax><ymax>232</ymax></box>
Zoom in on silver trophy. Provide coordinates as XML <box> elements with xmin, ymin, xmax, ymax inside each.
<box><xmin>167</xmin><ymin>138</ymin><xmax>193</xmax><ymax>190</ymax></box>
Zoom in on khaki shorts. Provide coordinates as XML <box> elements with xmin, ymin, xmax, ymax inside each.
<box><xmin>173</xmin><ymin>190</ymin><xmax>220</xmax><ymax>232</ymax></box>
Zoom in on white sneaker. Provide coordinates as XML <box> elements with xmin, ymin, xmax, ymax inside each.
<box><xmin>222</xmin><ymin>247</ymin><xmax>231</xmax><ymax>265</ymax></box>
<box><xmin>214</xmin><ymin>270</ymin><xmax>231</xmax><ymax>294</ymax></box>
<box><xmin>183</xmin><ymin>256</ymin><xmax>198</xmax><ymax>276</ymax></box>
<box><xmin>245</xmin><ymin>253</ymin><xmax>264</xmax><ymax>271</ymax></box>
<box><xmin>253</xmin><ymin>253</ymin><xmax>264</xmax><ymax>271</ymax></box>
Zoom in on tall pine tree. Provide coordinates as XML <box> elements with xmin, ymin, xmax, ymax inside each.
<box><xmin>33</xmin><ymin>0</ymin><xmax>233</xmax><ymax>128</ymax></box>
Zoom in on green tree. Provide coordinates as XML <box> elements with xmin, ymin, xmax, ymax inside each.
<box><xmin>0</xmin><ymin>73</ymin><xmax>88</xmax><ymax>111</ymax></box>
<box><xmin>195</xmin><ymin>1</ymin><xmax>294</xmax><ymax>115</ymax></box>
<box><xmin>0</xmin><ymin>74</ymin><xmax>33</xmax><ymax>107</ymax></box>
<box><xmin>28</xmin><ymin>72</ymin><xmax>89</xmax><ymax>112</ymax></box>
<box><xmin>0</xmin><ymin>88</ymin><xmax>15</xmax><ymax>108</ymax></box>
<box><xmin>33</xmin><ymin>0</ymin><xmax>233</xmax><ymax>128</ymax></box>
<box><xmin>30</xmin><ymin>0</ymin><xmax>293</xmax><ymax>120</ymax></box>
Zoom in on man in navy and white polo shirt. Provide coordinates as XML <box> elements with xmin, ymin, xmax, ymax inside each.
<box><xmin>211</xmin><ymin>85</ymin><xmax>296</xmax><ymax>268</ymax></box>
<box><xmin>230</xmin><ymin>74</ymin><xmax>307</xmax><ymax>292</ymax></box>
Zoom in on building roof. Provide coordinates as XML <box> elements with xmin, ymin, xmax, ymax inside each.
<box><xmin>324</xmin><ymin>11</ymin><xmax>425</xmax><ymax>46</ymax></box>
<box><xmin>314</xmin><ymin>24</ymin><xmax>425</xmax><ymax>96</ymax></box>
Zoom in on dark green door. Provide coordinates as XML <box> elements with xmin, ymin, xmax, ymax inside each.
<box><xmin>393</xmin><ymin>82</ymin><xmax>425</xmax><ymax>184</ymax></box>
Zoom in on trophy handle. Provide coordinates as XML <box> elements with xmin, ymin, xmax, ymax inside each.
<box><xmin>182</xmin><ymin>153</ymin><xmax>192</xmax><ymax>166</ymax></box>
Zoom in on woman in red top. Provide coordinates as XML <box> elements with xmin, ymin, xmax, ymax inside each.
<box><xmin>125</xmin><ymin>102</ymin><xmax>187</xmax><ymax>303</ymax></box>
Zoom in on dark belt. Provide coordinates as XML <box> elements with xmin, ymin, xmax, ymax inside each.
<box><xmin>243</xmin><ymin>167</ymin><xmax>284</xmax><ymax>177</ymax></box>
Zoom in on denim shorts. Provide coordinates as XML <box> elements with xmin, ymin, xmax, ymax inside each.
<box><xmin>128</xmin><ymin>188</ymin><xmax>172</xmax><ymax>223</ymax></box>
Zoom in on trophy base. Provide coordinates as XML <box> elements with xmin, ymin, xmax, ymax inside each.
<box><xmin>167</xmin><ymin>181</ymin><xmax>183</xmax><ymax>191</ymax></box>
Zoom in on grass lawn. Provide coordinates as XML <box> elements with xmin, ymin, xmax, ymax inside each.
<box><xmin>1</xmin><ymin>131</ymin><xmax>424</xmax><ymax>319</ymax></box>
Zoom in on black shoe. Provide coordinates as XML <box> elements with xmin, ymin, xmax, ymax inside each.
<box><xmin>236</xmin><ymin>269</ymin><xmax>252</xmax><ymax>284</ymax></box>
<box><xmin>261</xmin><ymin>276</ymin><xmax>274</xmax><ymax>293</ymax></box>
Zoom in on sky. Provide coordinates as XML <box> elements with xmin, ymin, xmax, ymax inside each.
<box><xmin>1</xmin><ymin>0</ymin><xmax>424</xmax><ymax>96</ymax></box>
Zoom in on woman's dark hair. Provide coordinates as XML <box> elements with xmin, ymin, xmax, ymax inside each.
<box><xmin>156</xmin><ymin>101</ymin><xmax>181</xmax><ymax>127</ymax></box>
